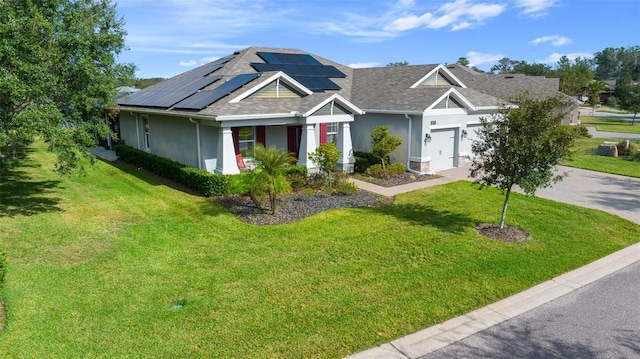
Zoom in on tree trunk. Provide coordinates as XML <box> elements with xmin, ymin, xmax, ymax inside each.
<box><xmin>499</xmin><ymin>186</ymin><xmax>512</xmax><ymax>229</ymax></box>
<box><xmin>633</xmin><ymin>113</ymin><xmax>636</xmax><ymax>126</ymax></box>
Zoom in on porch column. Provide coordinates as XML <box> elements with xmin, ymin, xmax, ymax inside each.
<box><xmin>297</xmin><ymin>123</ymin><xmax>318</xmax><ymax>171</ymax></box>
<box><xmin>336</xmin><ymin>122</ymin><xmax>355</xmax><ymax>173</ymax></box>
<box><xmin>216</xmin><ymin>127</ymin><xmax>240</xmax><ymax>175</ymax></box>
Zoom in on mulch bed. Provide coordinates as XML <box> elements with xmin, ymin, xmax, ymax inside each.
<box><xmin>476</xmin><ymin>223</ymin><xmax>531</xmax><ymax>242</ymax></box>
<box><xmin>353</xmin><ymin>172</ymin><xmax>437</xmax><ymax>187</ymax></box>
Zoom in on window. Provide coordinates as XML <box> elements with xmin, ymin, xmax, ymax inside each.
<box><xmin>142</xmin><ymin>115</ymin><xmax>150</xmax><ymax>149</ymax></box>
<box><xmin>238</xmin><ymin>127</ymin><xmax>255</xmax><ymax>154</ymax></box>
<box><xmin>326</xmin><ymin>122</ymin><xmax>338</xmax><ymax>144</ymax></box>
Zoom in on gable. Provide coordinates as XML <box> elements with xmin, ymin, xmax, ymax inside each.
<box><xmin>410</xmin><ymin>65</ymin><xmax>467</xmax><ymax>89</ymax></box>
<box><xmin>249</xmin><ymin>79</ymin><xmax>305</xmax><ymax>99</ymax></box>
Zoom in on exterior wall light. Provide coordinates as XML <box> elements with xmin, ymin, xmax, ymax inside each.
<box><xmin>461</xmin><ymin>129</ymin><xmax>468</xmax><ymax>138</ymax></box>
<box><xmin>424</xmin><ymin>133</ymin><xmax>432</xmax><ymax>144</ymax></box>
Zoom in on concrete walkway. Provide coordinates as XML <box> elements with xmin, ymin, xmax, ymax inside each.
<box><xmin>346</xmin><ymin>164</ymin><xmax>640</xmax><ymax>359</ymax></box>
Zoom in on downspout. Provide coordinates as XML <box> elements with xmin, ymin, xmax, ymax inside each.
<box><xmin>132</xmin><ymin>112</ymin><xmax>140</xmax><ymax>149</ymax></box>
<box><xmin>189</xmin><ymin>117</ymin><xmax>202</xmax><ymax>169</ymax></box>
<box><xmin>405</xmin><ymin>113</ymin><xmax>426</xmax><ymax>175</ymax></box>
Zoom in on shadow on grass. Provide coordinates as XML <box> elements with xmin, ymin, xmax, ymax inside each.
<box><xmin>424</xmin><ymin>321</ymin><xmax>603</xmax><ymax>359</ymax></box>
<box><xmin>0</xmin><ymin>148</ymin><xmax>63</xmax><ymax>218</ymax></box>
<box><xmin>375</xmin><ymin>203</ymin><xmax>475</xmax><ymax>234</ymax></box>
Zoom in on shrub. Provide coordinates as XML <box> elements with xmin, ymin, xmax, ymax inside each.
<box><xmin>631</xmin><ymin>149</ymin><xmax>640</xmax><ymax>162</ymax></box>
<box><xmin>387</xmin><ymin>162</ymin><xmax>407</xmax><ymax>177</ymax></box>
<box><xmin>353</xmin><ymin>151</ymin><xmax>388</xmax><ymax>173</ymax></box>
<box><xmin>283</xmin><ymin>165</ymin><xmax>308</xmax><ymax>191</ymax></box>
<box><xmin>115</xmin><ymin>145</ymin><xmax>230</xmax><ymax>196</ymax></box>
<box><xmin>365</xmin><ymin>164</ymin><xmax>384</xmax><ymax>178</ymax></box>
<box><xmin>308</xmin><ymin>142</ymin><xmax>341</xmax><ymax>187</ymax></box>
<box><xmin>336</xmin><ymin>181</ymin><xmax>358</xmax><ymax>195</ymax></box>
<box><xmin>605</xmin><ymin>96</ymin><xmax>618</xmax><ymax>107</ymax></box>
<box><xmin>568</xmin><ymin>125</ymin><xmax>591</xmax><ymax>138</ymax></box>
<box><xmin>617</xmin><ymin>140</ymin><xmax>636</xmax><ymax>156</ymax></box>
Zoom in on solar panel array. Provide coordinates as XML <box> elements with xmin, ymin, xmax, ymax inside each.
<box><xmin>117</xmin><ymin>55</ymin><xmax>236</xmax><ymax>108</ymax></box>
<box><xmin>173</xmin><ymin>73</ymin><xmax>261</xmax><ymax>110</ymax></box>
<box><xmin>251</xmin><ymin>52</ymin><xmax>346</xmax><ymax>92</ymax></box>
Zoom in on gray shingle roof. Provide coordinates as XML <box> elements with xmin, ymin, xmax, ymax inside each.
<box><xmin>119</xmin><ymin>47</ymin><xmax>570</xmax><ymax>117</ymax></box>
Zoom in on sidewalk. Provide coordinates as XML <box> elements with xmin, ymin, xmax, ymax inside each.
<box><xmin>346</xmin><ymin>164</ymin><xmax>640</xmax><ymax>359</ymax></box>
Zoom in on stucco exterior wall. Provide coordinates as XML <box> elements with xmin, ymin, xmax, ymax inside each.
<box><xmin>119</xmin><ymin>112</ymin><xmax>139</xmax><ymax>148</ymax></box>
<box><xmin>352</xmin><ymin>113</ymin><xmax>411</xmax><ymax>165</ymax></box>
<box><xmin>266</xmin><ymin>126</ymin><xmax>287</xmax><ymax>150</ymax></box>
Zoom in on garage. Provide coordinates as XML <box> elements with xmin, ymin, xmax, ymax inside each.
<box><xmin>429</xmin><ymin>128</ymin><xmax>458</xmax><ymax>171</ymax></box>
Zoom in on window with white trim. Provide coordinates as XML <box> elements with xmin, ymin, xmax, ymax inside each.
<box><xmin>142</xmin><ymin>115</ymin><xmax>150</xmax><ymax>149</ymax></box>
<box><xmin>326</xmin><ymin>122</ymin><xmax>338</xmax><ymax>144</ymax></box>
<box><xmin>238</xmin><ymin>126</ymin><xmax>255</xmax><ymax>154</ymax></box>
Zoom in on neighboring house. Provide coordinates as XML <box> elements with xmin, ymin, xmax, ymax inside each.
<box><xmin>116</xmin><ymin>46</ymin><xmax>576</xmax><ymax>175</ymax></box>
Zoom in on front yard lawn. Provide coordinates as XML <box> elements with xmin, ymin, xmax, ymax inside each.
<box><xmin>579</xmin><ymin>115</ymin><xmax>640</xmax><ymax>134</ymax></box>
<box><xmin>564</xmin><ymin>137</ymin><xmax>640</xmax><ymax>178</ymax></box>
<box><xmin>1</xmin><ymin>142</ymin><xmax>639</xmax><ymax>358</ymax></box>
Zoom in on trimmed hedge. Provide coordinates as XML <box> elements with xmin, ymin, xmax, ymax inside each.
<box><xmin>115</xmin><ymin>145</ymin><xmax>230</xmax><ymax>196</ymax></box>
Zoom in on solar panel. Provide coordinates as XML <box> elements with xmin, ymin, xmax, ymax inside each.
<box><xmin>117</xmin><ymin>75</ymin><xmax>222</xmax><ymax>108</ymax></box>
<box><xmin>172</xmin><ymin>73</ymin><xmax>260</xmax><ymax>110</ymax></box>
<box><xmin>257</xmin><ymin>52</ymin><xmax>321</xmax><ymax>65</ymax></box>
<box><xmin>293</xmin><ymin>77</ymin><xmax>341</xmax><ymax>92</ymax></box>
<box><xmin>251</xmin><ymin>63</ymin><xmax>345</xmax><ymax>78</ymax></box>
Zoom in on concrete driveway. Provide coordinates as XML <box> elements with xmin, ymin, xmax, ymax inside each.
<box><xmin>516</xmin><ymin>166</ymin><xmax>640</xmax><ymax>224</ymax></box>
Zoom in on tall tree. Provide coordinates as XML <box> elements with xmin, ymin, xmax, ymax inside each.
<box><xmin>554</xmin><ymin>56</ymin><xmax>594</xmax><ymax>96</ymax></box>
<box><xmin>0</xmin><ymin>0</ymin><xmax>132</xmax><ymax>174</ymax></box>
<box><xmin>490</xmin><ymin>57</ymin><xmax>518</xmax><ymax>74</ymax></box>
<box><xmin>456</xmin><ymin>57</ymin><xmax>470</xmax><ymax>67</ymax></box>
<box><xmin>594</xmin><ymin>46</ymin><xmax>640</xmax><ymax>81</ymax></box>
<box><xmin>387</xmin><ymin>61</ymin><xmax>409</xmax><ymax>67</ymax></box>
<box><xmin>616</xmin><ymin>72</ymin><xmax>640</xmax><ymax>125</ymax></box>
<box><xmin>512</xmin><ymin>61</ymin><xmax>553</xmax><ymax>77</ymax></box>
<box><xmin>470</xmin><ymin>92</ymin><xmax>577</xmax><ymax>229</ymax></box>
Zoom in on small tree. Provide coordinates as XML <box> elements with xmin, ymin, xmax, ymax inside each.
<box><xmin>371</xmin><ymin>126</ymin><xmax>402</xmax><ymax>177</ymax></box>
<box><xmin>470</xmin><ymin>92</ymin><xmax>577</xmax><ymax>229</ymax></box>
<box><xmin>617</xmin><ymin>73</ymin><xmax>640</xmax><ymax>125</ymax></box>
<box><xmin>308</xmin><ymin>142</ymin><xmax>341</xmax><ymax>187</ymax></box>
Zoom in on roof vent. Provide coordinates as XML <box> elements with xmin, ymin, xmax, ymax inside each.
<box><xmin>505</xmin><ymin>75</ymin><xmax>515</xmax><ymax>79</ymax></box>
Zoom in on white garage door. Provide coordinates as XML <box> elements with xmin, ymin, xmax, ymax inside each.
<box><xmin>430</xmin><ymin>128</ymin><xmax>457</xmax><ymax>171</ymax></box>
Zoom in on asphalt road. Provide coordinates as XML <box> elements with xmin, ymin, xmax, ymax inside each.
<box><xmin>421</xmin><ymin>262</ymin><xmax>640</xmax><ymax>359</ymax></box>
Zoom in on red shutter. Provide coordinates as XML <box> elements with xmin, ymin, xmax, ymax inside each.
<box><xmin>231</xmin><ymin>127</ymin><xmax>240</xmax><ymax>154</ymax></box>
<box><xmin>287</xmin><ymin>125</ymin><xmax>302</xmax><ymax>157</ymax></box>
<box><xmin>319</xmin><ymin>123</ymin><xmax>328</xmax><ymax>144</ymax></box>
<box><xmin>256</xmin><ymin>126</ymin><xmax>266</xmax><ymax>146</ymax></box>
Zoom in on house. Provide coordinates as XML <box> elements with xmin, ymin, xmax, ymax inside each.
<box><xmin>116</xmin><ymin>46</ymin><xmax>576</xmax><ymax>175</ymax></box>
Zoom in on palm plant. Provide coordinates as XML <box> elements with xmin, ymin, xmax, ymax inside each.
<box><xmin>587</xmin><ymin>80</ymin><xmax>609</xmax><ymax>112</ymax></box>
<box><xmin>251</xmin><ymin>144</ymin><xmax>296</xmax><ymax>214</ymax></box>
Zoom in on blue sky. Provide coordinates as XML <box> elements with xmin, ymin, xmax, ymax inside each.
<box><xmin>116</xmin><ymin>0</ymin><xmax>640</xmax><ymax>78</ymax></box>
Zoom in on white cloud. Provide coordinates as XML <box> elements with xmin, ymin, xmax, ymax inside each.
<box><xmin>348</xmin><ymin>62</ymin><xmax>380</xmax><ymax>68</ymax></box>
<box><xmin>516</xmin><ymin>0</ymin><xmax>557</xmax><ymax>16</ymax></box>
<box><xmin>385</xmin><ymin>0</ymin><xmax>506</xmax><ymax>32</ymax></box>
<box><xmin>531</xmin><ymin>35</ymin><xmax>572</xmax><ymax>46</ymax></box>
<box><xmin>540</xmin><ymin>52</ymin><xmax>594</xmax><ymax>64</ymax></box>
<box><xmin>466</xmin><ymin>51</ymin><xmax>504</xmax><ymax>67</ymax></box>
<box><xmin>179</xmin><ymin>60</ymin><xmax>197</xmax><ymax>67</ymax></box>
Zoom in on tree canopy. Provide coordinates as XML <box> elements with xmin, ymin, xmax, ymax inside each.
<box><xmin>470</xmin><ymin>92</ymin><xmax>577</xmax><ymax>229</ymax></box>
<box><xmin>0</xmin><ymin>0</ymin><xmax>131</xmax><ymax>173</ymax></box>
<box><xmin>616</xmin><ymin>72</ymin><xmax>640</xmax><ymax>125</ymax></box>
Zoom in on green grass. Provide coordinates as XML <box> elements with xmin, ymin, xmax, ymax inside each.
<box><xmin>564</xmin><ymin>137</ymin><xmax>640</xmax><ymax>177</ymax></box>
<box><xmin>1</xmin><ymin>143</ymin><xmax>639</xmax><ymax>358</ymax></box>
<box><xmin>579</xmin><ymin>115</ymin><xmax>640</xmax><ymax>134</ymax></box>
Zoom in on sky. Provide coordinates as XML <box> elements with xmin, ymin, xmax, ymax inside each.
<box><xmin>115</xmin><ymin>0</ymin><xmax>640</xmax><ymax>79</ymax></box>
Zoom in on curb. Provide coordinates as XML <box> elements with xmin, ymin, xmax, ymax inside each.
<box><xmin>345</xmin><ymin>242</ymin><xmax>640</xmax><ymax>359</ymax></box>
